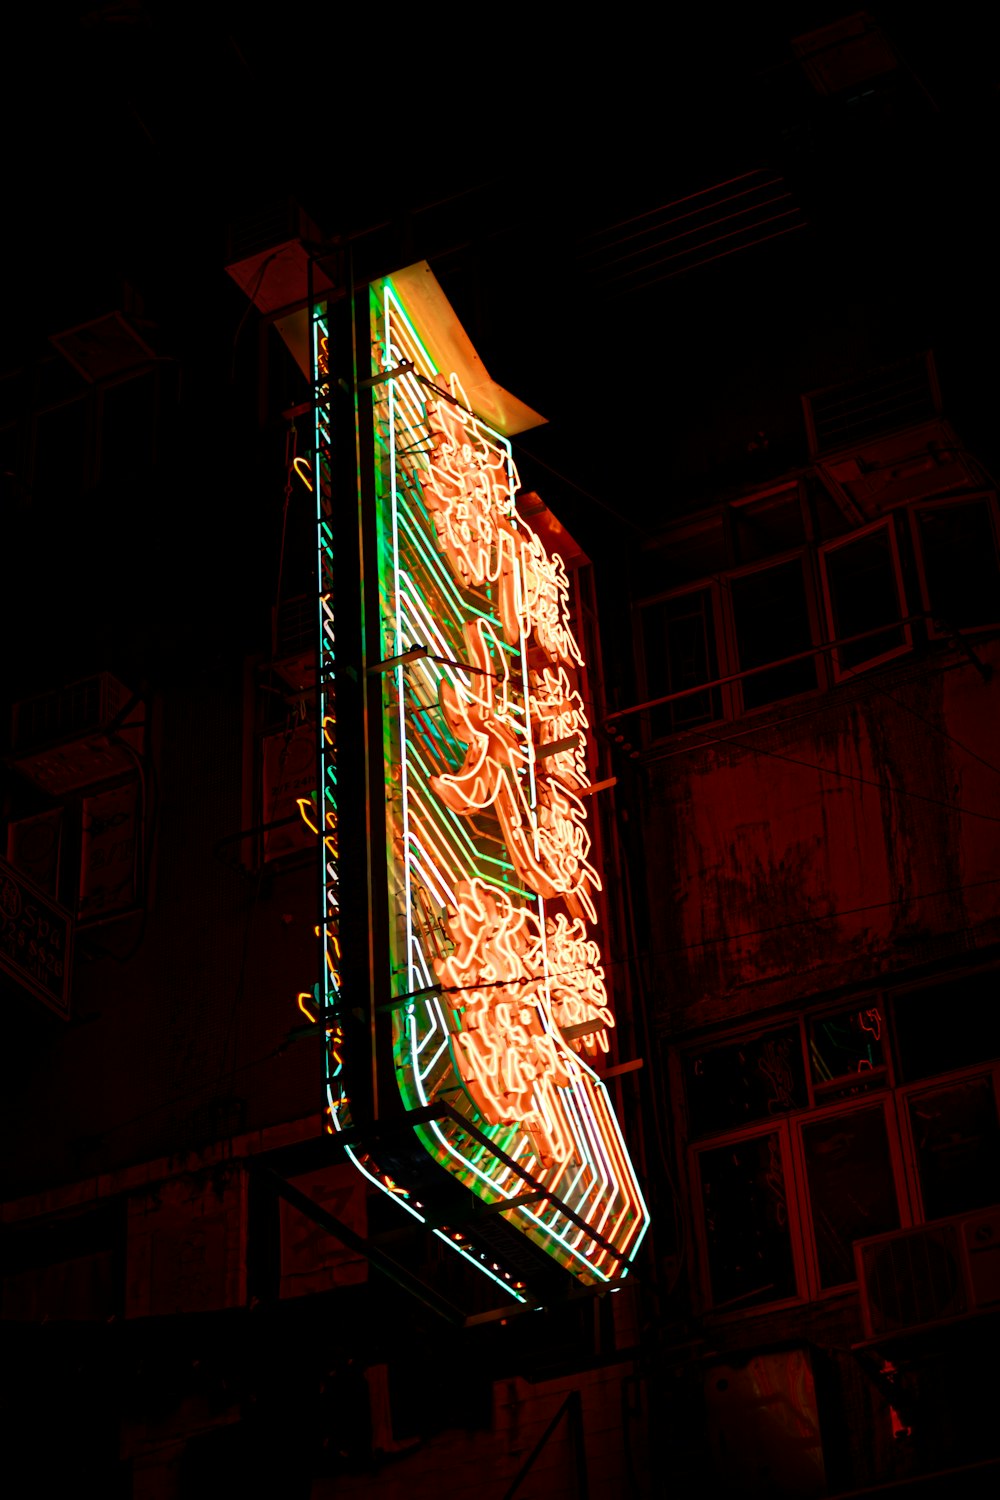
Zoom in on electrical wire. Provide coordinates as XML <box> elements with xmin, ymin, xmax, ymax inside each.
<box><xmin>845</xmin><ymin>657</ymin><xmax>1000</xmax><ymax>781</ymax></box>
<box><xmin>652</xmin><ymin>726</ymin><xmax>1000</xmax><ymax>824</ymax></box>
<box><xmin>636</xmin><ymin>556</ymin><xmax>1000</xmax><ymax>821</ymax></box>
<box><xmin>649</xmin><ymin>872</ymin><xmax>1000</xmax><ymax>957</ymax></box>
<box><xmin>511</xmin><ymin>439</ymin><xmax>650</xmax><ymax>537</ymax></box>
<box><xmin>63</xmin><ymin>873</ymin><xmax>1000</xmax><ymax>1152</ymax></box>
<box><xmin>734</xmin><ymin>542</ymin><xmax>1000</xmax><ymax>780</ymax></box>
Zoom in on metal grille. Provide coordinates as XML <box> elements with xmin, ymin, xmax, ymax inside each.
<box><xmin>804</xmin><ymin>353</ymin><xmax>939</xmax><ymax>455</ymax></box>
<box><xmin>11</xmin><ymin>672</ymin><xmax>131</xmax><ymax>753</ymax></box>
<box><xmin>859</xmin><ymin>1222</ymin><xmax>966</xmax><ymax>1334</ymax></box>
<box><xmin>578</xmin><ymin>168</ymin><xmax>808</xmax><ymax>295</ymax></box>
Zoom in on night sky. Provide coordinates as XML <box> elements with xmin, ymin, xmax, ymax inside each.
<box><xmin>1</xmin><ymin>3</ymin><xmax>997</xmax><ymax>680</ymax></box>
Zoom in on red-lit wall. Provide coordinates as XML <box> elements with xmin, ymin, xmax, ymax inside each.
<box><xmin>642</xmin><ymin>641</ymin><xmax>999</xmax><ymax>1035</ymax></box>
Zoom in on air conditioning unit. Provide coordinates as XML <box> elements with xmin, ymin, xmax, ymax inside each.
<box><xmin>49</xmin><ymin>310</ymin><xmax>157</xmax><ymax>384</ymax></box>
<box><xmin>803</xmin><ymin>351</ymin><xmax>943</xmax><ymax>457</ymax></box>
<box><xmin>224</xmin><ymin>198</ymin><xmax>335</xmax><ymax>381</ymax></box>
<box><xmin>856</xmin><ymin>1208</ymin><xmax>1000</xmax><ymax>1340</ymax></box>
<box><xmin>9</xmin><ymin>672</ymin><xmax>144</xmax><ymax>795</ymax></box>
<box><xmin>792</xmin><ymin>13</ymin><xmax>897</xmax><ymax>98</ymax></box>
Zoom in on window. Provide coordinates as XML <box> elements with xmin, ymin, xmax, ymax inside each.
<box><xmin>905</xmin><ymin>1075</ymin><xmax>1000</xmax><ymax>1221</ymax></box>
<box><xmin>731</xmin><ymin>489</ymin><xmax>807</xmax><ymax>564</ymax></box>
<box><xmin>808</xmin><ymin>1003</ymin><xmax>886</xmax><ymax>1099</ymax></box>
<box><xmin>801</xmin><ymin>1104</ymin><xmax>900</xmax><ymax>1288</ymax></box>
<box><xmin>698</xmin><ymin>1129</ymin><xmax>799</xmax><ymax>1311</ymax></box>
<box><xmin>729</xmin><ymin>556</ymin><xmax>818</xmax><ymax>710</ymax></box>
<box><xmin>912</xmin><ymin>495</ymin><xmax>1000</xmax><ymax>634</ymax></box>
<box><xmin>820</xmin><ymin>519</ymin><xmax>909</xmax><ymax>677</ymax></box>
<box><xmin>636</xmin><ymin>487</ymin><xmax>997</xmax><ymax>743</ymax></box>
<box><xmin>5</xmin><ymin>774</ymin><xmax>143</xmax><ymax>926</ymax></box>
<box><xmin>639</xmin><ymin>513</ymin><xmax>727</xmax><ymax>594</ymax></box>
<box><xmin>3</xmin><ymin>676</ymin><xmax>146</xmax><ymax>926</ymax></box>
<box><xmin>892</xmin><ymin>971</ymin><xmax>999</xmax><ymax>1080</ymax></box>
<box><xmin>685</xmin><ymin>1024</ymin><xmax>808</xmax><ymax>1136</ymax></box>
<box><xmin>639</xmin><ymin>586</ymin><xmax>724</xmax><ymax>735</ymax></box>
<box><xmin>680</xmin><ymin>968</ymin><xmax>1000</xmax><ymax>1315</ymax></box>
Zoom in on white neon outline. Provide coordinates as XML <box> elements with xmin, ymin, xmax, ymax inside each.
<box><xmin>431</xmin><ymin>1230</ymin><xmax>530</xmax><ymax>1304</ymax></box>
<box><xmin>372</xmin><ymin>282</ymin><xmax>649</xmax><ymax>1282</ymax></box>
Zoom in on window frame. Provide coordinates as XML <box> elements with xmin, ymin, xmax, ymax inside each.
<box><xmin>818</xmin><ymin>516</ymin><xmax>912</xmax><ymax>681</ymax></box>
<box><xmin>895</xmin><ymin>1060</ymin><xmax>1000</xmax><ymax>1225</ymax></box>
<box><xmin>721</xmin><ymin>546</ymin><xmax>827</xmax><ymax>716</ymax></box>
<box><xmin>633</xmin><ymin>578</ymin><xmax>731</xmax><ymax>744</ymax></box>
<box><xmin>688</xmin><ymin>1075</ymin><xmax>912</xmax><ymax>1313</ymax></box>
<box><xmin>792</xmin><ymin>1090</ymin><xmax>912</xmax><ymax>1300</ymax></box>
<box><xmin>689</xmin><ymin>1117</ymin><xmax>812</xmax><ymax>1317</ymax></box>
<box><xmin>2</xmin><ymin>768</ymin><xmax>145</xmax><ymax>928</ymax></box>
<box><xmin>674</xmin><ymin>971</ymin><xmax>999</xmax><ymax>1318</ymax></box>
<box><xmin>806</xmin><ymin>996</ymin><xmax>895</xmax><ymax>1103</ymax></box>
<box><xmin>909</xmin><ymin>491</ymin><xmax>1000</xmax><ymax>640</ymax></box>
<box><xmin>633</xmin><ymin>486</ymin><xmax>999</xmax><ymax>745</ymax></box>
<box><xmin>728</xmin><ymin>483</ymin><xmax>810</xmax><ymax>567</ymax></box>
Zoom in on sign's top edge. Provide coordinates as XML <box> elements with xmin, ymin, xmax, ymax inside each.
<box><xmin>382</xmin><ymin>261</ymin><xmax>547</xmax><ymax>438</ymax></box>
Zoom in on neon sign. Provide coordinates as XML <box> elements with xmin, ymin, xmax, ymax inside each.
<box><xmin>311</xmin><ymin>270</ymin><xmax>648</xmax><ymax>1293</ymax></box>
<box><xmin>326</xmin><ymin>272</ymin><xmax>651</xmax><ymax>1288</ymax></box>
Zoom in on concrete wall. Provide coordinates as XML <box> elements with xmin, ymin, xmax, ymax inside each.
<box><xmin>2</xmin><ymin>671</ymin><xmax>319</xmax><ymax>1197</ymax></box>
<box><xmin>642</xmin><ymin>638</ymin><xmax>1000</xmax><ymax>1034</ymax></box>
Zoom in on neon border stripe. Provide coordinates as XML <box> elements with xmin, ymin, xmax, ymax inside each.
<box><xmin>369</xmin><ymin>277</ymin><xmax>650</xmax><ymax>1285</ymax></box>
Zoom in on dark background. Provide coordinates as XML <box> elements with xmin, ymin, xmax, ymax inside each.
<box><xmin>2</xmin><ymin>3</ymin><xmax>997</xmax><ymax>645</ymax></box>
<box><xmin>1</xmin><ymin>0</ymin><xmax>996</xmax><ymax>1236</ymax></box>
<box><xmin>1</xmin><ymin>10</ymin><xmax>998</xmax><ymax>1495</ymax></box>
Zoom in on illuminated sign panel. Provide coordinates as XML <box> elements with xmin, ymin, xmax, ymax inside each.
<box><xmin>314</xmin><ymin>272</ymin><xmax>649</xmax><ymax>1291</ymax></box>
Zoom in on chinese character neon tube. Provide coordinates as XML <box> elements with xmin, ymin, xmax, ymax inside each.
<box><xmin>355</xmin><ymin>277</ymin><xmax>651</xmax><ymax>1286</ymax></box>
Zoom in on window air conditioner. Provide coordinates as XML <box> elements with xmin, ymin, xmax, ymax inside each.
<box><xmin>855</xmin><ymin>1208</ymin><xmax>1000</xmax><ymax>1340</ymax></box>
<box><xmin>9</xmin><ymin>672</ymin><xmax>143</xmax><ymax>795</ymax></box>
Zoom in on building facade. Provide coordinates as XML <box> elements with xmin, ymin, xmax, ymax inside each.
<box><xmin>1</xmin><ymin>239</ymin><xmax>655</xmax><ymax>1499</ymax></box>
<box><xmin>2</xmin><ymin>147</ymin><xmax>998</xmax><ymax>1500</ymax></box>
<box><xmin>615</xmin><ymin>358</ymin><xmax>1000</xmax><ymax>1494</ymax></box>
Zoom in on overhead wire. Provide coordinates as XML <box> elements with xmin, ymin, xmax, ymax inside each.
<box><xmin>634</xmin><ymin>557</ymin><xmax>1000</xmax><ymax>821</ymax></box>
<box><xmin>847</xmin><ymin>655</ymin><xmax>1000</xmax><ymax>780</ymax></box>
<box><xmin>713</xmin><ymin>542</ymin><xmax>1000</xmax><ymax>779</ymax></box>
<box><xmin>650</xmin><ymin>873</ymin><xmax>1000</xmax><ymax>957</ymax></box>
<box><xmin>85</xmin><ymin>867</ymin><xmax>1000</xmax><ymax>1185</ymax></box>
<box><xmin>511</xmin><ymin>438</ymin><xmax>650</xmax><ymax>537</ymax></box>
<box><xmin>649</xmin><ymin>723</ymin><xmax>1000</xmax><ymax>824</ymax></box>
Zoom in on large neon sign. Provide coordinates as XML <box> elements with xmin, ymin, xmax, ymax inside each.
<box><xmin>315</xmin><ymin>270</ymin><xmax>649</xmax><ymax>1292</ymax></box>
